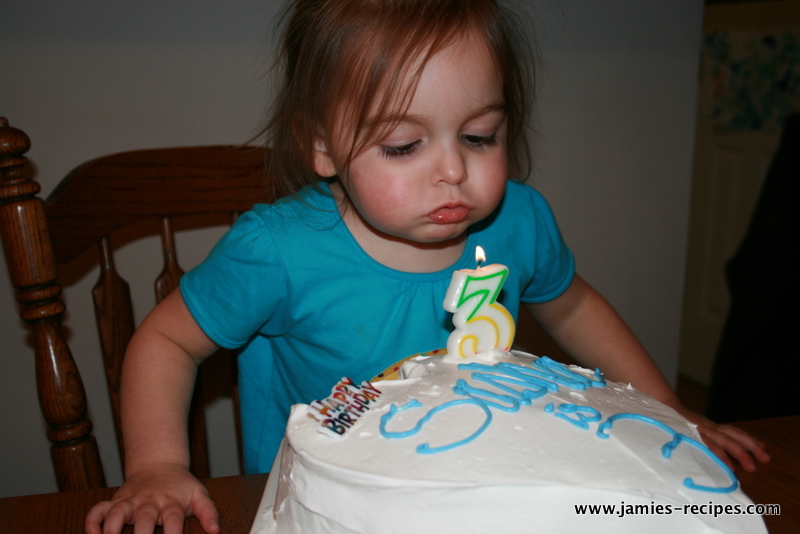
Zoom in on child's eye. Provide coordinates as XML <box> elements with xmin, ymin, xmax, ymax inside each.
<box><xmin>379</xmin><ymin>141</ymin><xmax>419</xmax><ymax>159</ymax></box>
<box><xmin>462</xmin><ymin>133</ymin><xmax>498</xmax><ymax>148</ymax></box>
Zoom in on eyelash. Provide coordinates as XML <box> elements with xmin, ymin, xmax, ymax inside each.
<box><xmin>463</xmin><ymin>133</ymin><xmax>497</xmax><ymax>148</ymax></box>
<box><xmin>378</xmin><ymin>134</ymin><xmax>498</xmax><ymax>160</ymax></box>
<box><xmin>379</xmin><ymin>141</ymin><xmax>419</xmax><ymax>160</ymax></box>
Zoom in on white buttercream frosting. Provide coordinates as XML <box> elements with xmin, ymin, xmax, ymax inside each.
<box><xmin>252</xmin><ymin>350</ymin><xmax>766</xmax><ymax>534</ymax></box>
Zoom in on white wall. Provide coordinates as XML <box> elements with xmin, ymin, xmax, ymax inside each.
<box><xmin>529</xmin><ymin>1</ymin><xmax>703</xmax><ymax>382</ymax></box>
<box><xmin>0</xmin><ymin>0</ymin><xmax>703</xmax><ymax>497</ymax></box>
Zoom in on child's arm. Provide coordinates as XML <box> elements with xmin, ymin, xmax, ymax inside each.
<box><xmin>525</xmin><ymin>274</ymin><xmax>770</xmax><ymax>472</ymax></box>
<box><xmin>85</xmin><ymin>290</ymin><xmax>221</xmax><ymax>534</ymax></box>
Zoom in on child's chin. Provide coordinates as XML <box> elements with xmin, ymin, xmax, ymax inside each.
<box><xmin>418</xmin><ymin>228</ymin><xmax>469</xmax><ymax>246</ymax></box>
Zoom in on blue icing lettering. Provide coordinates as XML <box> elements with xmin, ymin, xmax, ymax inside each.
<box><xmin>378</xmin><ymin>400</ymin><xmax>423</xmax><ymax>439</ymax></box>
<box><xmin>529</xmin><ymin>356</ymin><xmax>605</xmax><ymax>389</ymax></box>
<box><xmin>597</xmin><ymin>413</ymin><xmax>738</xmax><ymax>493</ymax></box>
<box><xmin>376</xmin><ymin>355</ymin><xmax>734</xmax><ymax>494</ymax></box>
<box><xmin>458</xmin><ymin>362</ymin><xmax>560</xmax><ymax>394</ymax></box>
<box><xmin>553</xmin><ymin>403</ymin><xmax>602</xmax><ymax>430</ymax></box>
<box><xmin>379</xmin><ymin>398</ymin><xmax>492</xmax><ymax>454</ymax></box>
<box><xmin>453</xmin><ymin>378</ymin><xmax>528</xmax><ymax>412</ymax></box>
<box><xmin>458</xmin><ymin>356</ymin><xmax>605</xmax><ymax>391</ymax></box>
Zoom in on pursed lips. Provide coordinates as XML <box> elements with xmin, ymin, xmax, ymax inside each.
<box><xmin>428</xmin><ymin>202</ymin><xmax>472</xmax><ymax>224</ymax></box>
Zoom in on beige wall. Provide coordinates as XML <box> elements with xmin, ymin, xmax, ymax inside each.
<box><xmin>0</xmin><ymin>0</ymin><xmax>703</xmax><ymax>497</ymax></box>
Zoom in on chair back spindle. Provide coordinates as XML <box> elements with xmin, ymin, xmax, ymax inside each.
<box><xmin>156</xmin><ymin>217</ymin><xmax>184</xmax><ymax>302</ymax></box>
<box><xmin>93</xmin><ymin>235</ymin><xmax>135</xmax><ymax>466</ymax></box>
<box><xmin>0</xmin><ymin>117</ymin><xmax>270</xmax><ymax>490</ymax></box>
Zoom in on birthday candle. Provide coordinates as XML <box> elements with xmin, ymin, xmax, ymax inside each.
<box><xmin>443</xmin><ymin>247</ymin><xmax>515</xmax><ymax>358</ymax></box>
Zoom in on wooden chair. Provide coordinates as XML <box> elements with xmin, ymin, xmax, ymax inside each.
<box><xmin>0</xmin><ymin>118</ymin><xmax>271</xmax><ymax>491</ymax></box>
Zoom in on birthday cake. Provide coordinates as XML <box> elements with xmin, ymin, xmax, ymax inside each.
<box><xmin>251</xmin><ymin>348</ymin><xmax>766</xmax><ymax>534</ymax></box>
<box><xmin>250</xmin><ymin>256</ymin><xmax>765</xmax><ymax>533</ymax></box>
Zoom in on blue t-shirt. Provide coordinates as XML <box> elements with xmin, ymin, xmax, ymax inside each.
<box><xmin>180</xmin><ymin>180</ymin><xmax>574</xmax><ymax>473</ymax></box>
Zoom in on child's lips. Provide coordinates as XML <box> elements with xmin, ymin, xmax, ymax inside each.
<box><xmin>428</xmin><ymin>203</ymin><xmax>471</xmax><ymax>224</ymax></box>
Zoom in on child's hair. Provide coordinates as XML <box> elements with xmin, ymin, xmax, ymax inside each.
<box><xmin>262</xmin><ymin>0</ymin><xmax>537</xmax><ymax>199</ymax></box>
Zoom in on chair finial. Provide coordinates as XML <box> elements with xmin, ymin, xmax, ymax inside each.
<box><xmin>0</xmin><ymin>117</ymin><xmax>32</xmax><ymax>159</ymax></box>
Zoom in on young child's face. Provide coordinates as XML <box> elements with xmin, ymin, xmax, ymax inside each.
<box><xmin>317</xmin><ymin>31</ymin><xmax>508</xmax><ymax>257</ymax></box>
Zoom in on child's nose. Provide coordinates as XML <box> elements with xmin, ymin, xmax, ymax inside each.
<box><xmin>435</xmin><ymin>146</ymin><xmax>467</xmax><ymax>185</ymax></box>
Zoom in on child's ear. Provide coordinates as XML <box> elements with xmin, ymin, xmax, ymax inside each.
<box><xmin>313</xmin><ymin>137</ymin><xmax>338</xmax><ymax>177</ymax></box>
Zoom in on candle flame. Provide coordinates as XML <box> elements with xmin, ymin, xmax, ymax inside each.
<box><xmin>475</xmin><ymin>246</ymin><xmax>486</xmax><ymax>266</ymax></box>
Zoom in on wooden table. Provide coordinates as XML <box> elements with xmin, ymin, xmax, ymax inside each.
<box><xmin>733</xmin><ymin>416</ymin><xmax>799</xmax><ymax>534</ymax></box>
<box><xmin>0</xmin><ymin>472</ymin><xmax>268</xmax><ymax>534</ymax></box>
<box><xmin>1</xmin><ymin>415</ymin><xmax>797</xmax><ymax>534</ymax></box>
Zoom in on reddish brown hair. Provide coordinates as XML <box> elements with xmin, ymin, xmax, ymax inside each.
<box><xmin>262</xmin><ymin>0</ymin><xmax>536</xmax><ymax>199</ymax></box>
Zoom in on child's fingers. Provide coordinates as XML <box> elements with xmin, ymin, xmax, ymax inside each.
<box><xmin>710</xmin><ymin>427</ymin><xmax>756</xmax><ymax>472</ymax></box>
<box><xmin>716</xmin><ymin>424</ymin><xmax>771</xmax><ymax>464</ymax></box>
<box><xmin>130</xmin><ymin>501</ymin><xmax>160</xmax><ymax>534</ymax></box>
<box><xmin>158</xmin><ymin>501</ymin><xmax>189</xmax><ymax>534</ymax></box>
<box><xmin>84</xmin><ymin>500</ymin><xmax>113</xmax><ymax>534</ymax></box>
<box><xmin>87</xmin><ymin>500</ymin><xmax>133</xmax><ymax>534</ymax></box>
<box><xmin>697</xmin><ymin>421</ymin><xmax>769</xmax><ymax>473</ymax></box>
<box><xmin>696</xmin><ymin>428</ymin><xmax>736</xmax><ymax>471</ymax></box>
<box><xmin>192</xmin><ymin>492</ymin><xmax>221</xmax><ymax>534</ymax></box>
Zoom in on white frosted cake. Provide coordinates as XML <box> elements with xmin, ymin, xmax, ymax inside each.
<box><xmin>251</xmin><ymin>349</ymin><xmax>766</xmax><ymax>534</ymax></box>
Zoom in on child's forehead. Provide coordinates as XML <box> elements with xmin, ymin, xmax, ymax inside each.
<box><xmin>337</xmin><ymin>30</ymin><xmax>502</xmax><ymax>126</ymax></box>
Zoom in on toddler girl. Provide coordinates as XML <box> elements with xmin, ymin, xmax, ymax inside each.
<box><xmin>86</xmin><ymin>1</ymin><xmax>768</xmax><ymax>533</ymax></box>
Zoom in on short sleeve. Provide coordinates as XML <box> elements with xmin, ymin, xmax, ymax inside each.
<box><xmin>180</xmin><ymin>209</ymin><xmax>290</xmax><ymax>349</ymax></box>
<box><xmin>519</xmin><ymin>185</ymin><xmax>575</xmax><ymax>303</ymax></box>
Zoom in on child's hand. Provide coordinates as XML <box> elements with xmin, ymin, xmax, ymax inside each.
<box><xmin>678</xmin><ymin>408</ymin><xmax>771</xmax><ymax>473</ymax></box>
<box><xmin>84</xmin><ymin>463</ymin><xmax>219</xmax><ymax>534</ymax></box>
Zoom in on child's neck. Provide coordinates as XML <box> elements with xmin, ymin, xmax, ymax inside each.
<box><xmin>331</xmin><ymin>185</ymin><xmax>466</xmax><ymax>273</ymax></box>
<box><xmin>351</xmin><ymin>225</ymin><xmax>467</xmax><ymax>273</ymax></box>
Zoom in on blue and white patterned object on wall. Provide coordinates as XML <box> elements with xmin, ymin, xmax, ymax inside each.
<box><xmin>701</xmin><ymin>30</ymin><xmax>800</xmax><ymax>132</ymax></box>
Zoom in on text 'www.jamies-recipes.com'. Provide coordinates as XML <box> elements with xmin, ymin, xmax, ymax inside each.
<box><xmin>574</xmin><ymin>502</ymin><xmax>780</xmax><ymax>518</ymax></box>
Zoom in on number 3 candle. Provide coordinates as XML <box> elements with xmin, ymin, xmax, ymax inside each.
<box><xmin>444</xmin><ymin>246</ymin><xmax>516</xmax><ymax>358</ymax></box>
